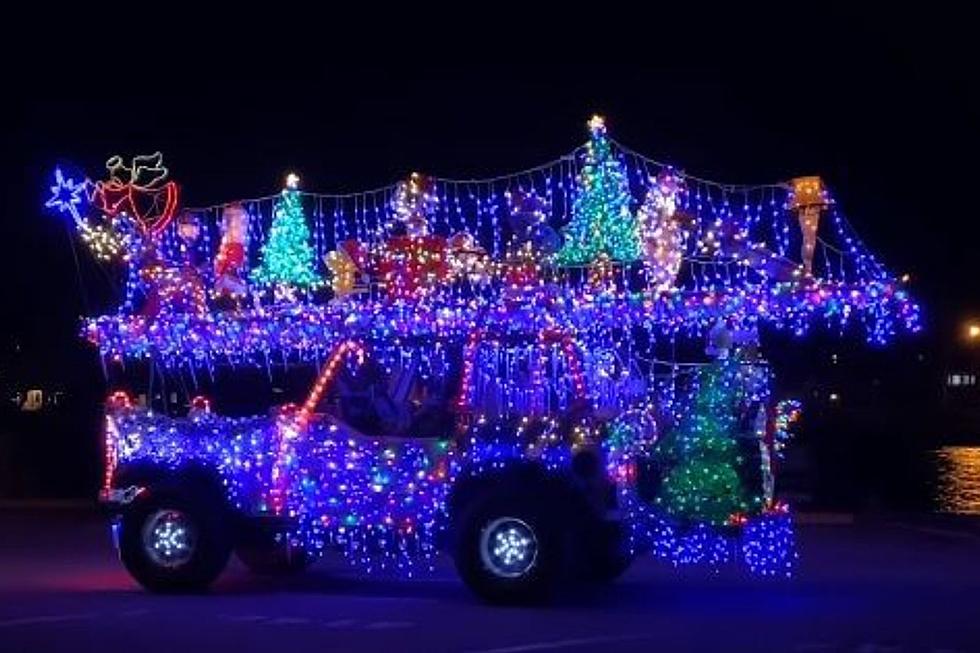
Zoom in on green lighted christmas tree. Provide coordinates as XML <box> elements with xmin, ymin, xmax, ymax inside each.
<box><xmin>251</xmin><ymin>174</ymin><xmax>322</xmax><ymax>297</ymax></box>
<box><xmin>554</xmin><ymin>115</ymin><xmax>641</xmax><ymax>265</ymax></box>
<box><xmin>654</xmin><ymin>358</ymin><xmax>755</xmax><ymax>526</ymax></box>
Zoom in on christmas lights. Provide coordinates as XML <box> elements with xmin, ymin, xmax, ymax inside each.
<box><xmin>49</xmin><ymin>115</ymin><xmax>917</xmax><ymax>589</ymax></box>
<box><xmin>652</xmin><ymin>359</ymin><xmax>758</xmax><ymax>526</ymax></box>
<box><xmin>84</xmin><ymin>278</ymin><xmax>918</xmax><ymax>365</ymax></box>
<box><xmin>45</xmin><ymin>167</ymin><xmax>90</xmax><ymax>226</ymax></box>
<box><xmin>390</xmin><ymin>172</ymin><xmax>437</xmax><ymax>237</ymax></box>
<box><xmin>92</xmin><ymin>152</ymin><xmax>180</xmax><ymax>237</ymax></box>
<box><xmin>637</xmin><ymin>170</ymin><xmax>690</xmax><ymax>292</ymax></box>
<box><xmin>788</xmin><ymin>176</ymin><xmax>829</xmax><ymax>276</ymax></box>
<box><xmin>214</xmin><ymin>203</ymin><xmax>250</xmax><ymax>299</ymax></box>
<box><xmin>56</xmin><ymin>118</ymin><xmax>917</xmax><ymax>350</ymax></box>
<box><xmin>251</xmin><ymin>176</ymin><xmax>322</xmax><ymax>299</ymax></box>
<box><xmin>554</xmin><ymin>116</ymin><xmax>642</xmax><ymax>265</ymax></box>
<box><xmin>324</xmin><ymin>247</ymin><xmax>359</xmax><ymax>297</ymax></box>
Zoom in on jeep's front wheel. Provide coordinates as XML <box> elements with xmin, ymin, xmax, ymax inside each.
<box><xmin>119</xmin><ymin>494</ymin><xmax>231</xmax><ymax>593</ymax></box>
<box><xmin>454</xmin><ymin>496</ymin><xmax>560</xmax><ymax>604</ymax></box>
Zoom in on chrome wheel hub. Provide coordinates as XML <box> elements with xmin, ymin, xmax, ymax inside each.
<box><xmin>142</xmin><ymin>509</ymin><xmax>196</xmax><ymax>568</ymax></box>
<box><xmin>479</xmin><ymin>517</ymin><xmax>538</xmax><ymax>578</ymax></box>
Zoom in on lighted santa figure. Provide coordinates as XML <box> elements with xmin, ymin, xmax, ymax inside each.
<box><xmin>213</xmin><ymin>202</ymin><xmax>250</xmax><ymax>303</ymax></box>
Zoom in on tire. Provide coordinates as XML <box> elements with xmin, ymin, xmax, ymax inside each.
<box><xmin>579</xmin><ymin>522</ymin><xmax>634</xmax><ymax>583</ymax></box>
<box><xmin>236</xmin><ymin>538</ymin><xmax>311</xmax><ymax>575</ymax></box>
<box><xmin>453</xmin><ymin>493</ymin><xmax>561</xmax><ymax>604</ymax></box>
<box><xmin>585</xmin><ymin>546</ymin><xmax>634</xmax><ymax>583</ymax></box>
<box><xmin>119</xmin><ymin>492</ymin><xmax>232</xmax><ymax>593</ymax></box>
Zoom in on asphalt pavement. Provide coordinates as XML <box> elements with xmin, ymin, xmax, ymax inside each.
<box><xmin>1</xmin><ymin>507</ymin><xmax>978</xmax><ymax>652</ymax></box>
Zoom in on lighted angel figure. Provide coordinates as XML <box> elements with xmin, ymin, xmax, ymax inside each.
<box><xmin>637</xmin><ymin>171</ymin><xmax>691</xmax><ymax>293</ymax></box>
<box><xmin>92</xmin><ymin>152</ymin><xmax>180</xmax><ymax>238</ymax></box>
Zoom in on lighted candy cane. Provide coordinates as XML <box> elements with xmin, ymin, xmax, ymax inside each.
<box><xmin>268</xmin><ymin>340</ymin><xmax>366</xmax><ymax>514</ymax></box>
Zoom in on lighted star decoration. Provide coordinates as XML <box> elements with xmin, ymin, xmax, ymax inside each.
<box><xmin>587</xmin><ymin>114</ymin><xmax>606</xmax><ymax>133</ymax></box>
<box><xmin>45</xmin><ymin>167</ymin><xmax>90</xmax><ymax>226</ymax></box>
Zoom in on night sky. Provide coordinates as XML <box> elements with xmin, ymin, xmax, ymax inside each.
<box><xmin>3</xmin><ymin>7</ymin><xmax>978</xmax><ymax>387</ymax></box>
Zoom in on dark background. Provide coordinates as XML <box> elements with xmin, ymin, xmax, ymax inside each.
<box><xmin>1</xmin><ymin>7</ymin><xmax>977</xmax><ymax>505</ymax></box>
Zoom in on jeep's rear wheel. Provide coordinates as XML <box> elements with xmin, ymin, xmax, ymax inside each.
<box><xmin>580</xmin><ymin>522</ymin><xmax>634</xmax><ymax>583</ymax></box>
<box><xmin>119</xmin><ymin>494</ymin><xmax>231</xmax><ymax>593</ymax></box>
<box><xmin>585</xmin><ymin>545</ymin><xmax>634</xmax><ymax>583</ymax></box>
<box><xmin>454</xmin><ymin>495</ymin><xmax>560</xmax><ymax>604</ymax></box>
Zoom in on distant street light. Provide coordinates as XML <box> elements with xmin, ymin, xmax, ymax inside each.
<box><xmin>967</xmin><ymin>322</ymin><xmax>980</xmax><ymax>342</ymax></box>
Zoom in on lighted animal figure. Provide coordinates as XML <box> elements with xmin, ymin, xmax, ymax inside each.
<box><xmin>214</xmin><ymin>203</ymin><xmax>250</xmax><ymax>301</ymax></box>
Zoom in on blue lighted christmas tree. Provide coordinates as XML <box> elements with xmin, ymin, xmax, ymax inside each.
<box><xmin>251</xmin><ymin>174</ymin><xmax>322</xmax><ymax>296</ymax></box>
<box><xmin>554</xmin><ymin>116</ymin><xmax>641</xmax><ymax>265</ymax></box>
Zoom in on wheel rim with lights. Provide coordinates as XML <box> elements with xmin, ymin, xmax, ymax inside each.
<box><xmin>141</xmin><ymin>509</ymin><xmax>197</xmax><ymax>569</ymax></box>
<box><xmin>479</xmin><ymin>517</ymin><xmax>539</xmax><ymax>579</ymax></box>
